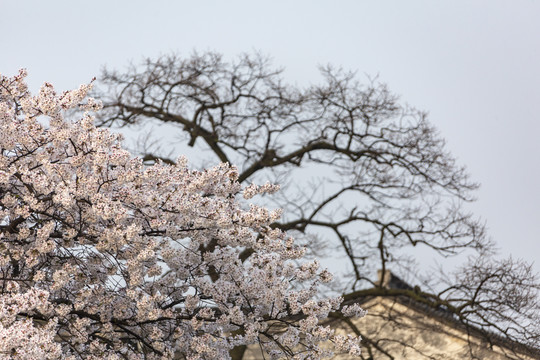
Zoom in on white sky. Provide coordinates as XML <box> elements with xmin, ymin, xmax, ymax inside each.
<box><xmin>1</xmin><ymin>0</ymin><xmax>539</xmax><ymax>272</ymax></box>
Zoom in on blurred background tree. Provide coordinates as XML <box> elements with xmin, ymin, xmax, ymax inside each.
<box><xmin>95</xmin><ymin>52</ymin><xmax>540</xmax><ymax>358</ymax></box>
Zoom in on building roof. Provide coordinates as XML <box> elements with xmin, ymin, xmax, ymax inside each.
<box><xmin>340</xmin><ymin>270</ymin><xmax>540</xmax><ymax>359</ymax></box>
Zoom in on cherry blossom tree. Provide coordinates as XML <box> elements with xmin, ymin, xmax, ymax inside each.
<box><xmin>0</xmin><ymin>70</ymin><xmax>364</xmax><ymax>359</ymax></box>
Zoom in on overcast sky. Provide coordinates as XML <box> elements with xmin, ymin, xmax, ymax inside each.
<box><xmin>1</xmin><ymin>0</ymin><xmax>539</xmax><ymax>272</ymax></box>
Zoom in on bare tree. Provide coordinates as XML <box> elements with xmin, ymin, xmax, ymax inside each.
<box><xmin>95</xmin><ymin>52</ymin><xmax>540</xmax><ymax>358</ymax></box>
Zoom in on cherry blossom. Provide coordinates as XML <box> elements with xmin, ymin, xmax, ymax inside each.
<box><xmin>0</xmin><ymin>70</ymin><xmax>364</xmax><ymax>359</ymax></box>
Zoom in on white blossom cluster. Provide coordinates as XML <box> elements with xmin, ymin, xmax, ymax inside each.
<box><xmin>0</xmin><ymin>70</ymin><xmax>364</xmax><ymax>359</ymax></box>
<box><xmin>0</xmin><ymin>283</ymin><xmax>61</xmax><ymax>360</ymax></box>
